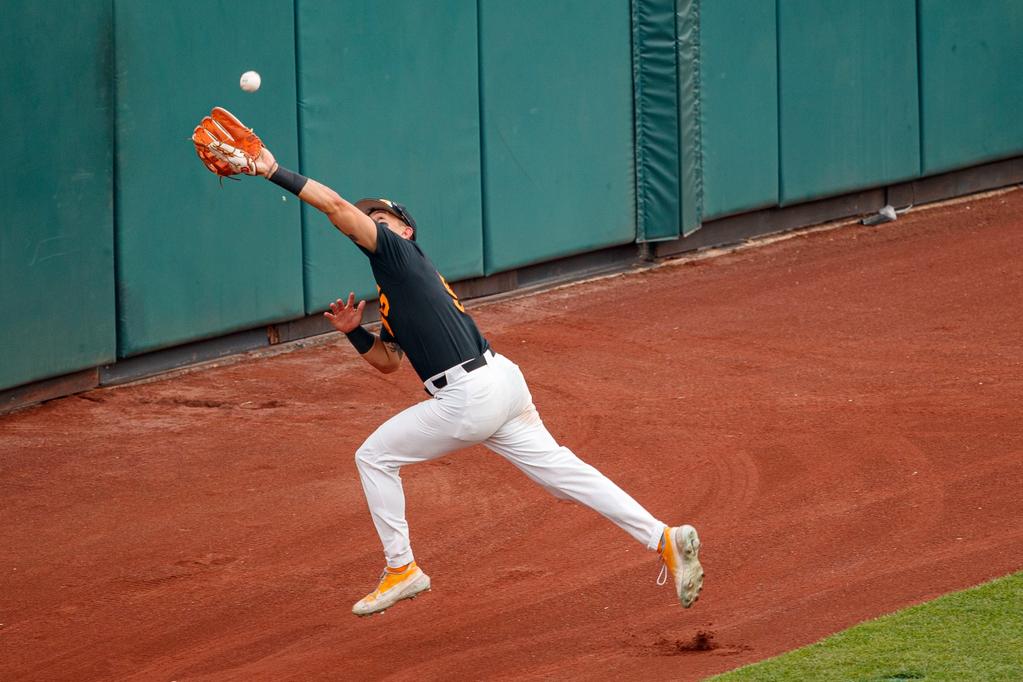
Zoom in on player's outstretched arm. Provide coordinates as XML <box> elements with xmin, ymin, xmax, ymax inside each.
<box><xmin>254</xmin><ymin>149</ymin><xmax>379</xmax><ymax>252</ymax></box>
<box><xmin>324</xmin><ymin>293</ymin><xmax>403</xmax><ymax>373</ymax></box>
<box><xmin>191</xmin><ymin>108</ymin><xmax>378</xmax><ymax>250</ymax></box>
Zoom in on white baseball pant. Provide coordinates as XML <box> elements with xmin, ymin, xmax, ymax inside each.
<box><xmin>354</xmin><ymin>350</ymin><xmax>666</xmax><ymax>567</ymax></box>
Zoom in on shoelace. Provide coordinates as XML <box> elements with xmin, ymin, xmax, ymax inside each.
<box><xmin>656</xmin><ymin>562</ymin><xmax>668</xmax><ymax>586</ymax></box>
<box><xmin>362</xmin><ymin>570</ymin><xmax>388</xmax><ymax>599</ymax></box>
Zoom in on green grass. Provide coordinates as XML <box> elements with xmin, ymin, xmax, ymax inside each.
<box><xmin>710</xmin><ymin>571</ymin><xmax>1023</xmax><ymax>682</ymax></box>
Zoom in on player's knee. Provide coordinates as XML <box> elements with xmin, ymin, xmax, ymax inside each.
<box><xmin>355</xmin><ymin>440</ymin><xmax>388</xmax><ymax>471</ymax></box>
<box><xmin>354</xmin><ymin>442</ymin><xmax>377</xmax><ymax>469</ymax></box>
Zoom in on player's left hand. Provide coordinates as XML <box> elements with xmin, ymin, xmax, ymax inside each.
<box><xmin>324</xmin><ymin>293</ymin><xmax>366</xmax><ymax>333</ymax></box>
<box><xmin>191</xmin><ymin>106</ymin><xmax>264</xmax><ymax>177</ymax></box>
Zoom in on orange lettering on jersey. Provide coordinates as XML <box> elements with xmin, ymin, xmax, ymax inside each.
<box><xmin>438</xmin><ymin>274</ymin><xmax>466</xmax><ymax>313</ymax></box>
<box><xmin>378</xmin><ymin>287</ymin><xmax>394</xmax><ymax>335</ymax></box>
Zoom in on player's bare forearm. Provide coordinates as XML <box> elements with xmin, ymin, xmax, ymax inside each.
<box><xmin>362</xmin><ymin>337</ymin><xmax>404</xmax><ymax>374</ymax></box>
<box><xmin>297</xmin><ymin>179</ymin><xmax>378</xmax><ymax>250</ymax></box>
<box><xmin>257</xmin><ymin>149</ymin><xmax>377</xmax><ymax>251</ymax></box>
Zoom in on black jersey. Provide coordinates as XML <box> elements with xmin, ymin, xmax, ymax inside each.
<box><xmin>358</xmin><ymin>222</ymin><xmax>489</xmax><ymax>381</ymax></box>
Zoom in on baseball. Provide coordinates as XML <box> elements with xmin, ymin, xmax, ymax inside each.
<box><xmin>240</xmin><ymin>71</ymin><xmax>261</xmax><ymax>93</ymax></box>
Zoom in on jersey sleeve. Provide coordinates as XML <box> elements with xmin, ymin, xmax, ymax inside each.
<box><xmin>358</xmin><ymin>222</ymin><xmax>414</xmax><ymax>274</ymax></box>
<box><xmin>379</xmin><ymin>324</ymin><xmax>396</xmax><ymax>344</ymax></box>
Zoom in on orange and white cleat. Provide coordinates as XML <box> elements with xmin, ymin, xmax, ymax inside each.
<box><xmin>657</xmin><ymin>525</ymin><xmax>703</xmax><ymax>608</ymax></box>
<box><xmin>352</xmin><ymin>561</ymin><xmax>431</xmax><ymax>616</ymax></box>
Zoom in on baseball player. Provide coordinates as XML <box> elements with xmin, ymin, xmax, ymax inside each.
<box><xmin>192</xmin><ymin>107</ymin><xmax>703</xmax><ymax>616</ymax></box>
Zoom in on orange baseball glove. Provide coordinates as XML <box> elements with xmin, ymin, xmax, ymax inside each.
<box><xmin>191</xmin><ymin>107</ymin><xmax>263</xmax><ymax>177</ymax></box>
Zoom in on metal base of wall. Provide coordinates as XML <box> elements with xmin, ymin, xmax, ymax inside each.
<box><xmin>3</xmin><ymin>155</ymin><xmax>1021</xmax><ymax>414</ymax></box>
<box><xmin>656</xmin><ymin>155</ymin><xmax>1023</xmax><ymax>258</ymax></box>
<box><xmin>454</xmin><ymin>243</ymin><xmax>642</xmax><ymax>301</ymax></box>
<box><xmin>97</xmin><ymin>328</ymin><xmax>273</xmax><ymax>387</ymax></box>
<box><xmin>887</xmin><ymin>156</ymin><xmax>1023</xmax><ymax>208</ymax></box>
<box><xmin>657</xmin><ymin>188</ymin><xmax>887</xmax><ymax>257</ymax></box>
<box><xmin>1</xmin><ymin>368</ymin><xmax>99</xmax><ymax>414</ymax></box>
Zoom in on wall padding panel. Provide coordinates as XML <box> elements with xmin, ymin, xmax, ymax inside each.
<box><xmin>480</xmin><ymin>0</ymin><xmax>635</xmax><ymax>273</ymax></box>
<box><xmin>633</xmin><ymin>0</ymin><xmax>682</xmax><ymax>242</ymax></box>
<box><xmin>778</xmin><ymin>0</ymin><xmax>920</xmax><ymax>205</ymax></box>
<box><xmin>918</xmin><ymin>0</ymin><xmax>1023</xmax><ymax>175</ymax></box>
<box><xmin>114</xmin><ymin>0</ymin><xmax>303</xmax><ymax>357</ymax></box>
<box><xmin>700</xmin><ymin>0</ymin><xmax>779</xmax><ymax>220</ymax></box>
<box><xmin>297</xmin><ymin>0</ymin><xmax>483</xmax><ymax>312</ymax></box>
<box><xmin>0</xmin><ymin>1</ymin><xmax>116</xmax><ymax>390</ymax></box>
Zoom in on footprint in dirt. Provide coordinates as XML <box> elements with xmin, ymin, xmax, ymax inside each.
<box><xmin>649</xmin><ymin>630</ymin><xmax>752</xmax><ymax>657</ymax></box>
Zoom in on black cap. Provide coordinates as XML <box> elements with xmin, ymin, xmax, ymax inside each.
<box><xmin>355</xmin><ymin>198</ymin><xmax>417</xmax><ymax>239</ymax></box>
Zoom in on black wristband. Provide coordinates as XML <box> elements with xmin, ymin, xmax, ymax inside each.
<box><xmin>268</xmin><ymin>165</ymin><xmax>309</xmax><ymax>196</ymax></box>
<box><xmin>344</xmin><ymin>326</ymin><xmax>374</xmax><ymax>354</ymax></box>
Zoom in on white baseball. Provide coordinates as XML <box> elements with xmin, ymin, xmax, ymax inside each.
<box><xmin>240</xmin><ymin>71</ymin><xmax>261</xmax><ymax>93</ymax></box>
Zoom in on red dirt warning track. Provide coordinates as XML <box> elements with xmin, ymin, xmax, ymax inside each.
<box><xmin>2</xmin><ymin>191</ymin><xmax>1022</xmax><ymax>680</ymax></box>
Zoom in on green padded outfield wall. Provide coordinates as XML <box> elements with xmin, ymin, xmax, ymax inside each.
<box><xmin>480</xmin><ymin>0</ymin><xmax>635</xmax><ymax>273</ymax></box>
<box><xmin>0</xmin><ymin>2</ymin><xmax>116</xmax><ymax>391</ymax></box>
<box><xmin>633</xmin><ymin>0</ymin><xmax>682</xmax><ymax>242</ymax></box>
<box><xmin>296</xmin><ymin>0</ymin><xmax>483</xmax><ymax>313</ymax></box>
<box><xmin>114</xmin><ymin>0</ymin><xmax>303</xmax><ymax>357</ymax></box>
<box><xmin>700</xmin><ymin>0</ymin><xmax>779</xmax><ymax>220</ymax></box>
<box><xmin>918</xmin><ymin>1</ymin><xmax>1023</xmax><ymax>176</ymax></box>
<box><xmin>777</xmin><ymin>0</ymin><xmax>920</xmax><ymax>205</ymax></box>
